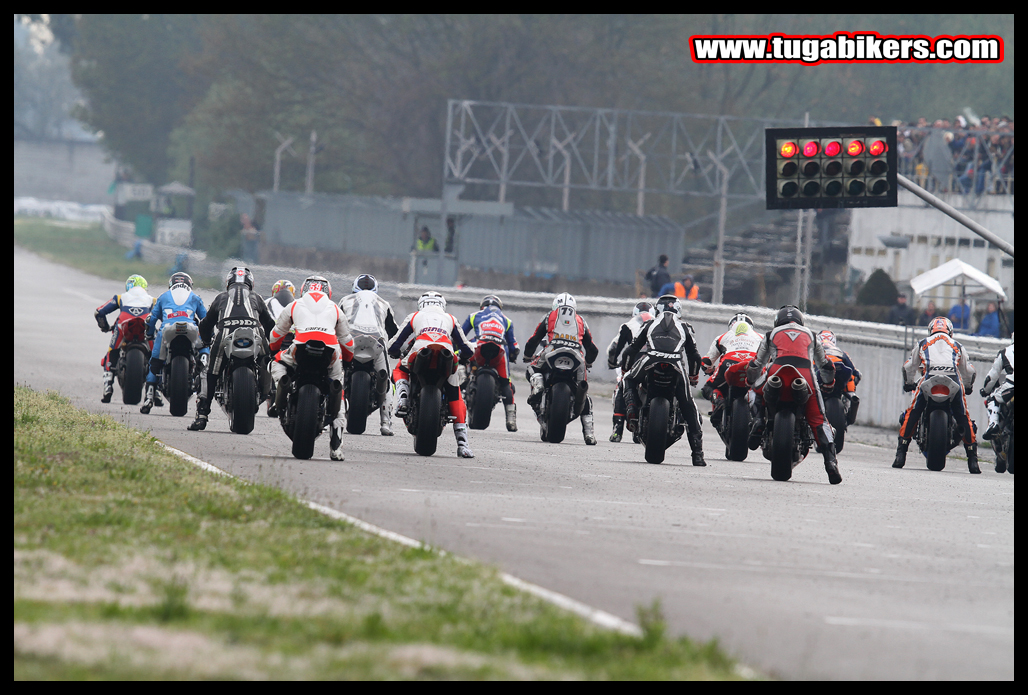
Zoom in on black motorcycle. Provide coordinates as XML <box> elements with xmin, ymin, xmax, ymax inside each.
<box><xmin>212</xmin><ymin>317</ymin><xmax>267</xmax><ymax>435</ymax></box>
<box><xmin>635</xmin><ymin>350</ymin><xmax>686</xmax><ymax>464</ymax></box>
<box><xmin>821</xmin><ymin>361</ymin><xmax>854</xmax><ymax>453</ymax></box>
<box><xmin>534</xmin><ymin>340</ymin><xmax>588</xmax><ymax>443</ymax></box>
<box><xmin>404</xmin><ymin>342</ymin><xmax>457</xmax><ymax>456</ymax></box>
<box><xmin>157</xmin><ymin>321</ymin><xmax>203</xmax><ymax>417</ymax></box>
<box><xmin>279</xmin><ymin>340</ymin><xmax>342</xmax><ymax>459</ymax></box>
<box><xmin>991</xmin><ymin>393</ymin><xmax>1015</xmax><ymax>474</ymax></box>
<box><xmin>344</xmin><ymin>331</ymin><xmax>388</xmax><ymax>434</ymax></box>
<box><xmin>910</xmin><ymin>373</ymin><xmax>970</xmax><ymax>471</ymax></box>
<box><xmin>464</xmin><ymin>337</ymin><xmax>505</xmax><ymax>430</ymax></box>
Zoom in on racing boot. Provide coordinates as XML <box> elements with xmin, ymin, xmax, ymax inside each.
<box><xmin>982</xmin><ymin>401</ymin><xmax>1001</xmax><ymax>441</ymax></box>
<box><xmin>892</xmin><ymin>436</ymin><xmax>910</xmax><ymax>468</ymax></box>
<box><xmin>330</xmin><ymin>417</ymin><xmax>345</xmax><ymax>461</ymax></box>
<box><xmin>455</xmin><ymin>423</ymin><xmax>474</xmax><ymax>458</ymax></box>
<box><xmin>846</xmin><ymin>394</ymin><xmax>860</xmax><ymax>426</ymax></box>
<box><xmin>140</xmin><ymin>384</ymin><xmax>156</xmax><ymax>414</ymax></box>
<box><xmin>709</xmin><ymin>392</ymin><xmax>724</xmax><ymax>430</ymax></box>
<box><xmin>582</xmin><ymin>411</ymin><xmax>597</xmax><ymax>445</ymax></box>
<box><xmin>380</xmin><ymin>401</ymin><xmax>394</xmax><ymax>436</ymax></box>
<box><xmin>187</xmin><ymin>397</ymin><xmax>211</xmax><ymax>431</ymax></box>
<box><xmin>688</xmin><ymin>430</ymin><xmax>707</xmax><ymax>467</ymax></box>
<box><xmin>266</xmin><ymin>394</ymin><xmax>277</xmax><ymax>419</ymax></box>
<box><xmin>273</xmin><ymin>375</ymin><xmax>290</xmax><ymax>417</ymax></box>
<box><xmin>153</xmin><ymin>388</ymin><xmax>164</xmax><ymax>407</ymax></box>
<box><xmin>394</xmin><ymin>379</ymin><xmax>410</xmax><ymax>418</ymax></box>
<box><xmin>624</xmin><ymin>387</ymin><xmax>640</xmax><ymax>433</ymax></box>
<box><xmin>747</xmin><ymin>410</ymin><xmax>765</xmax><ymax>450</ymax></box>
<box><xmin>505</xmin><ymin>402</ymin><xmax>518</xmax><ymax>432</ymax></box>
<box><xmin>965</xmin><ymin>442</ymin><xmax>981</xmax><ymax>474</ymax></box>
<box><xmin>609</xmin><ymin>417</ymin><xmax>624</xmax><ymax>443</ymax></box>
<box><xmin>823</xmin><ymin>442</ymin><xmax>843</xmax><ymax>484</ymax></box>
<box><xmin>527</xmin><ymin>372</ymin><xmax>544</xmax><ymax>408</ymax></box>
<box><xmin>101</xmin><ymin>371</ymin><xmax>115</xmax><ymax>403</ymax></box>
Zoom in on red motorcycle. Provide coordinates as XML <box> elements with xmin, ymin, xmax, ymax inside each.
<box><xmin>713</xmin><ymin>358</ymin><xmax>754</xmax><ymax>461</ymax></box>
<box><xmin>758</xmin><ymin>363</ymin><xmax>815</xmax><ymax>482</ymax></box>
<box><xmin>103</xmin><ymin>307</ymin><xmax>153</xmax><ymax>405</ymax></box>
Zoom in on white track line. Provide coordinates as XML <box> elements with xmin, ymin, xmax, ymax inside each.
<box><xmin>154</xmin><ymin>439</ymin><xmax>643</xmax><ymax>637</ymax></box>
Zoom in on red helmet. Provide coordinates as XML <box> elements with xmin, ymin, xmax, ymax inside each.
<box><xmin>929</xmin><ymin>316</ymin><xmax>953</xmax><ymax>337</ymax></box>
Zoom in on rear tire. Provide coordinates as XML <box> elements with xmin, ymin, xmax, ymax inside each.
<box><xmin>231</xmin><ymin>367</ymin><xmax>257</xmax><ymax>435</ymax></box>
<box><xmin>414</xmin><ymin>385</ymin><xmax>441</xmax><ymax>456</ymax></box>
<box><xmin>1006</xmin><ymin>431</ymin><xmax>1014</xmax><ymax>474</ymax></box>
<box><xmin>546</xmin><ymin>383</ymin><xmax>572</xmax><ymax>443</ymax></box>
<box><xmin>291</xmin><ymin>384</ymin><xmax>321</xmax><ymax>460</ymax></box>
<box><xmin>346</xmin><ymin>370</ymin><xmax>371</xmax><ymax>435</ymax></box>
<box><xmin>644</xmin><ymin>397</ymin><xmax>670</xmax><ymax>464</ymax></box>
<box><xmin>770</xmin><ymin>411</ymin><xmax>795</xmax><ymax>481</ymax></box>
<box><xmin>727</xmin><ymin>397</ymin><xmax>750</xmax><ymax>461</ymax></box>
<box><xmin>825</xmin><ymin>397</ymin><xmax>847</xmax><ymax>453</ymax></box>
<box><xmin>168</xmin><ymin>355</ymin><xmax>191</xmax><ymax>417</ymax></box>
<box><xmin>121</xmin><ymin>348</ymin><xmax>147</xmax><ymax>405</ymax></box>
<box><xmin>926</xmin><ymin>409</ymin><xmax>948</xmax><ymax>471</ymax></box>
<box><xmin>469</xmin><ymin>372</ymin><xmax>495</xmax><ymax>430</ymax></box>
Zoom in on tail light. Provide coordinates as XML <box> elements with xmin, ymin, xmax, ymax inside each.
<box><xmin>930</xmin><ymin>385</ymin><xmax>950</xmax><ymax>396</ymax></box>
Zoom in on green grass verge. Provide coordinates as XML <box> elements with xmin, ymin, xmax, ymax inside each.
<box><xmin>14</xmin><ymin>218</ymin><xmax>220</xmax><ymax>290</ymax></box>
<box><xmin>13</xmin><ymin>387</ymin><xmax>751</xmax><ymax>680</ymax></box>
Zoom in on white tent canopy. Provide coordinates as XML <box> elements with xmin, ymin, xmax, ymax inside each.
<box><xmin>909</xmin><ymin>258</ymin><xmax>1007</xmax><ymax>301</ymax></box>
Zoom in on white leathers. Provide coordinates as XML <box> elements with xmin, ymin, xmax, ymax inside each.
<box><xmin>269</xmin><ymin>291</ymin><xmax>354</xmax><ymax>383</ymax></box>
<box><xmin>902</xmin><ymin>333</ymin><xmax>976</xmax><ymax>387</ymax></box>
<box><xmin>340</xmin><ymin>290</ymin><xmax>392</xmax><ymax>338</ymax></box>
<box><xmin>120</xmin><ymin>285</ymin><xmax>154</xmax><ymax>310</ymax></box>
<box><xmin>389</xmin><ymin>306</ymin><xmax>466</xmax><ymax>388</ymax></box>
<box><xmin>704</xmin><ymin>321</ymin><xmax>763</xmax><ymax>364</ymax></box>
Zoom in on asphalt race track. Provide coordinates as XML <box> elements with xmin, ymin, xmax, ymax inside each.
<box><xmin>15</xmin><ymin>247</ymin><xmax>1014</xmax><ymax>680</ymax></box>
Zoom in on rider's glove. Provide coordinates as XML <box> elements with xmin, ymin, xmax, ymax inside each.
<box><xmin>964</xmin><ymin>384</ymin><xmax>973</xmax><ymax>396</ymax></box>
<box><xmin>522</xmin><ymin>355</ymin><xmax>532</xmax><ymax>364</ymax></box>
<box><xmin>903</xmin><ymin>382</ymin><xmax>915</xmax><ymax>392</ymax></box>
<box><xmin>979</xmin><ymin>388</ymin><xmax>987</xmax><ymax>398</ymax></box>
<box><xmin>510</xmin><ymin>347</ymin><xmax>520</xmax><ymax>362</ymax></box>
<box><xmin>607</xmin><ymin>360</ymin><xmax>617</xmax><ymax>371</ymax></box>
<box><xmin>821</xmin><ymin>379</ymin><xmax>835</xmax><ymax>393</ymax></box>
<box><xmin>689</xmin><ymin>374</ymin><xmax>698</xmax><ymax>386</ymax></box>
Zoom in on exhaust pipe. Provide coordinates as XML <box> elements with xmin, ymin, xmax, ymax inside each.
<box><xmin>792</xmin><ymin>377</ymin><xmax>810</xmax><ymax>404</ymax></box>
<box><xmin>765</xmin><ymin>374</ymin><xmax>782</xmax><ymax>406</ymax></box>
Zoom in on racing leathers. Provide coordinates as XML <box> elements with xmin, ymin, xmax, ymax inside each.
<box><xmin>94</xmin><ymin>285</ymin><xmax>156</xmax><ymax>402</ymax></box>
<box><xmin>269</xmin><ymin>290</ymin><xmax>355</xmax><ymax>461</ymax></box>
<box><xmin>387</xmin><ymin>307</ymin><xmax>475</xmax><ymax>458</ymax></box>
<box><xmin>701</xmin><ymin>323</ymin><xmax>763</xmax><ymax>430</ymax></box>
<box><xmin>606</xmin><ymin>312</ymin><xmax>653</xmax><ymax>442</ymax></box>
<box><xmin>980</xmin><ymin>342</ymin><xmax>1014</xmax><ymax>442</ymax></box>
<box><xmin>141</xmin><ymin>287</ymin><xmax>208</xmax><ymax>414</ymax></box>
<box><xmin>339</xmin><ymin>289</ymin><xmax>400</xmax><ymax>435</ymax></box>
<box><xmin>621</xmin><ymin>312</ymin><xmax>706</xmax><ymax>465</ymax></box>
<box><xmin>523</xmin><ymin>307</ymin><xmax>600</xmax><ymax>444</ymax></box>
<box><xmin>463</xmin><ymin>307</ymin><xmax>520</xmax><ymax>430</ymax></box>
<box><xmin>822</xmin><ymin>344</ymin><xmax>862</xmax><ymax>424</ymax></box>
<box><xmin>188</xmin><ymin>284</ymin><xmax>276</xmax><ymax>429</ymax></box>
<box><xmin>745</xmin><ymin>322</ymin><xmax>842</xmax><ymax>483</ymax></box>
<box><xmin>893</xmin><ymin>332</ymin><xmax>979</xmax><ymax>473</ymax></box>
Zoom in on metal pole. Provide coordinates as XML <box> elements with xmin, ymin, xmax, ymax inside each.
<box><xmin>273</xmin><ymin>134</ymin><xmax>295</xmax><ymax>194</ymax></box>
<box><xmin>707</xmin><ymin>148</ymin><xmax>731</xmax><ymax>305</ymax></box>
<box><xmin>801</xmin><ymin>205</ymin><xmax>814</xmax><ymax>311</ymax></box>
<box><xmin>794</xmin><ymin>112</ymin><xmax>809</xmax><ymax>306</ymax></box>
<box><xmin>897</xmin><ymin>173</ymin><xmax>1014</xmax><ymax>257</ymax></box>
<box><xmin>304</xmin><ymin>130</ymin><xmax>317</xmax><ymax>196</ymax></box>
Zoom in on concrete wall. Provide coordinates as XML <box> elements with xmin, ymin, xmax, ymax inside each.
<box><xmin>13</xmin><ymin>139</ymin><xmax>117</xmax><ymax>205</ymax></box>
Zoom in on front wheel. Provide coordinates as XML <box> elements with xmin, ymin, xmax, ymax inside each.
<box><xmin>230</xmin><ymin>366</ymin><xmax>257</xmax><ymax>435</ymax></box>
<box><xmin>644</xmin><ymin>397</ymin><xmax>670</xmax><ymax>464</ymax></box>
<box><xmin>825</xmin><ymin>397</ymin><xmax>847</xmax><ymax>453</ymax></box>
<box><xmin>926</xmin><ymin>409</ymin><xmax>949</xmax><ymax>471</ymax></box>
<box><xmin>546</xmin><ymin>382</ymin><xmax>572</xmax><ymax>443</ymax></box>
<box><xmin>121</xmin><ymin>348</ymin><xmax>147</xmax><ymax>405</ymax></box>
<box><xmin>469</xmin><ymin>372</ymin><xmax>495</xmax><ymax>430</ymax></box>
<box><xmin>291</xmin><ymin>384</ymin><xmax>322</xmax><ymax>460</ymax></box>
<box><xmin>346</xmin><ymin>370</ymin><xmax>372</xmax><ymax>434</ymax></box>
<box><xmin>414</xmin><ymin>384</ymin><xmax>441</xmax><ymax>456</ymax></box>
<box><xmin>727</xmin><ymin>396</ymin><xmax>750</xmax><ymax>461</ymax></box>
<box><xmin>167</xmin><ymin>355</ymin><xmax>192</xmax><ymax>416</ymax></box>
<box><xmin>770</xmin><ymin>410</ymin><xmax>796</xmax><ymax>481</ymax></box>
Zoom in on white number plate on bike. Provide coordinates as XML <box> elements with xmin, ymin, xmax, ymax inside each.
<box><xmin>554</xmin><ymin>356</ymin><xmax>575</xmax><ymax>369</ymax></box>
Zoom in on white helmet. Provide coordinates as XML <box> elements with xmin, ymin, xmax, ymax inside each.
<box><xmin>352</xmin><ymin>274</ymin><xmax>378</xmax><ymax>293</ymax></box>
<box><xmin>633</xmin><ymin>301</ymin><xmax>654</xmax><ymax>318</ymax></box>
<box><xmin>728</xmin><ymin>312</ymin><xmax>753</xmax><ymax>329</ymax></box>
<box><xmin>552</xmin><ymin>292</ymin><xmax>576</xmax><ymax>310</ymax></box>
<box><xmin>418</xmin><ymin>291</ymin><xmax>446</xmax><ymax>311</ymax></box>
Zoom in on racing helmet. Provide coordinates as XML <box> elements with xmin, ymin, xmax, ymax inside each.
<box><xmin>418</xmin><ymin>291</ymin><xmax>446</xmax><ymax>311</ymax></box>
<box><xmin>226</xmin><ymin>266</ymin><xmax>254</xmax><ymax>291</ymax></box>
<box><xmin>552</xmin><ymin>292</ymin><xmax>576</xmax><ymax>310</ymax></box>
<box><xmin>301</xmin><ymin>275</ymin><xmax>332</xmax><ymax>299</ymax></box>
<box><xmin>633</xmin><ymin>301</ymin><xmax>653</xmax><ymax>318</ymax></box>
<box><xmin>271</xmin><ymin>279</ymin><xmax>295</xmax><ymax>297</ymax></box>
<box><xmin>929</xmin><ymin>316</ymin><xmax>953</xmax><ymax>337</ymax></box>
<box><xmin>125</xmin><ymin>274</ymin><xmax>148</xmax><ymax>292</ymax></box>
<box><xmin>481</xmin><ymin>294</ymin><xmax>503</xmax><ymax>310</ymax></box>
<box><xmin>352</xmin><ymin>274</ymin><xmax>378</xmax><ymax>293</ymax></box>
<box><xmin>775</xmin><ymin>305</ymin><xmax>804</xmax><ymax>327</ymax></box>
<box><xmin>817</xmin><ymin>329</ymin><xmax>837</xmax><ymax>347</ymax></box>
<box><xmin>728</xmin><ymin>312</ymin><xmax>753</xmax><ymax>329</ymax></box>
<box><xmin>655</xmin><ymin>294</ymin><xmax>682</xmax><ymax>316</ymax></box>
<box><xmin>169</xmin><ymin>272</ymin><xmax>193</xmax><ymax>290</ymax></box>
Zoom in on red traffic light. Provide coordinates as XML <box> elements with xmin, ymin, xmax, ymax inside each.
<box><xmin>780</xmin><ymin>141</ymin><xmax>798</xmax><ymax>158</ymax></box>
<box><xmin>869</xmin><ymin>140</ymin><xmax>887</xmax><ymax>156</ymax></box>
<box><xmin>802</xmin><ymin>141</ymin><xmax>820</xmax><ymax>157</ymax></box>
<box><xmin>846</xmin><ymin>140</ymin><xmax>865</xmax><ymax>156</ymax></box>
<box><xmin>823</xmin><ymin>141</ymin><xmax>842</xmax><ymax>157</ymax></box>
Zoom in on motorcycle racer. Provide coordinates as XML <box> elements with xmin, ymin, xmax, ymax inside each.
<box><xmin>141</xmin><ymin>272</ymin><xmax>208</xmax><ymax>414</ymax></box>
<box><xmin>745</xmin><ymin>305</ymin><xmax>842</xmax><ymax>484</ymax></box>
<box><xmin>338</xmin><ymin>273</ymin><xmax>400</xmax><ymax>435</ymax></box>
<box><xmin>269</xmin><ymin>275</ymin><xmax>355</xmax><ymax>461</ymax></box>
<box><xmin>701</xmin><ymin>312</ymin><xmax>762</xmax><ymax>431</ymax></box>
<box><xmin>892</xmin><ymin>317</ymin><xmax>979</xmax><ymax>473</ymax></box>
<box><xmin>266</xmin><ymin>279</ymin><xmax>296</xmax><ymax>320</ymax></box>
<box><xmin>522</xmin><ymin>293</ymin><xmax>601</xmax><ymax>445</ymax></box>
<box><xmin>94</xmin><ymin>274</ymin><xmax>156</xmax><ymax>403</ymax></box>
<box><xmin>188</xmin><ymin>267</ymin><xmax>276</xmax><ymax>431</ymax></box>
<box><xmin>980</xmin><ymin>334</ymin><xmax>1014</xmax><ymax>472</ymax></box>
<box><xmin>387</xmin><ymin>291</ymin><xmax>475</xmax><ymax>458</ymax></box>
<box><xmin>817</xmin><ymin>329</ymin><xmax>862</xmax><ymax>425</ymax></box>
<box><xmin>462</xmin><ymin>294</ymin><xmax>520</xmax><ymax>432</ymax></box>
<box><xmin>606</xmin><ymin>301</ymin><xmax>654</xmax><ymax>442</ymax></box>
<box><xmin>621</xmin><ymin>295</ymin><xmax>706</xmax><ymax>466</ymax></box>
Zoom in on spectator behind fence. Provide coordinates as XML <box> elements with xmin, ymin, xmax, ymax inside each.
<box><xmin>660</xmin><ymin>274</ymin><xmax>700</xmax><ymax>301</ymax></box>
<box><xmin>645</xmin><ymin>254</ymin><xmax>671</xmax><ymax>297</ymax></box>
<box><xmin>975</xmin><ymin>301</ymin><xmax>1002</xmax><ymax>337</ymax></box>
<box><xmin>413</xmin><ymin>225</ymin><xmax>439</xmax><ymax>252</ymax></box>
<box><xmin>887</xmin><ymin>293</ymin><xmax>916</xmax><ymax>326</ymax></box>
<box><xmin>948</xmin><ymin>297</ymin><xmax>972</xmax><ymax>331</ymax></box>
<box><xmin>240</xmin><ymin>213</ymin><xmax>260</xmax><ymax>264</ymax></box>
<box><xmin>916</xmin><ymin>300</ymin><xmax>939</xmax><ymax>327</ymax></box>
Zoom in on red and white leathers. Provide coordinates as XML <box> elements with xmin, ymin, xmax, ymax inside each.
<box><xmin>898</xmin><ymin>332</ymin><xmax>977</xmax><ymax>444</ymax></box>
<box><xmin>523</xmin><ymin>308</ymin><xmax>600</xmax><ymax>374</ymax></box>
<box><xmin>746</xmin><ymin>322</ymin><xmax>837</xmax><ymax>447</ymax></box>
<box><xmin>269</xmin><ymin>291</ymin><xmax>355</xmax><ymax>385</ymax></box>
<box><xmin>703</xmin><ymin>322</ymin><xmax>763</xmax><ymax>400</ymax></box>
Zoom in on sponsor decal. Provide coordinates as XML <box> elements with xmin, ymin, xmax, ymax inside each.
<box><xmin>167</xmin><ymin>310</ymin><xmax>189</xmax><ymax>319</ymax></box>
<box><xmin>784</xmin><ymin>330</ymin><xmax>802</xmax><ymax>341</ymax></box>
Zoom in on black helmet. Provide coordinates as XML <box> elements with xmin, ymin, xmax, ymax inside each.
<box><xmin>775</xmin><ymin>305</ymin><xmax>805</xmax><ymax>327</ymax></box>
<box><xmin>169</xmin><ymin>272</ymin><xmax>193</xmax><ymax>290</ymax></box>
<box><xmin>655</xmin><ymin>295</ymin><xmax>682</xmax><ymax>315</ymax></box>
<box><xmin>352</xmin><ymin>274</ymin><xmax>378</xmax><ymax>293</ymax></box>
<box><xmin>481</xmin><ymin>294</ymin><xmax>502</xmax><ymax>310</ymax></box>
<box><xmin>226</xmin><ymin>266</ymin><xmax>254</xmax><ymax>291</ymax></box>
